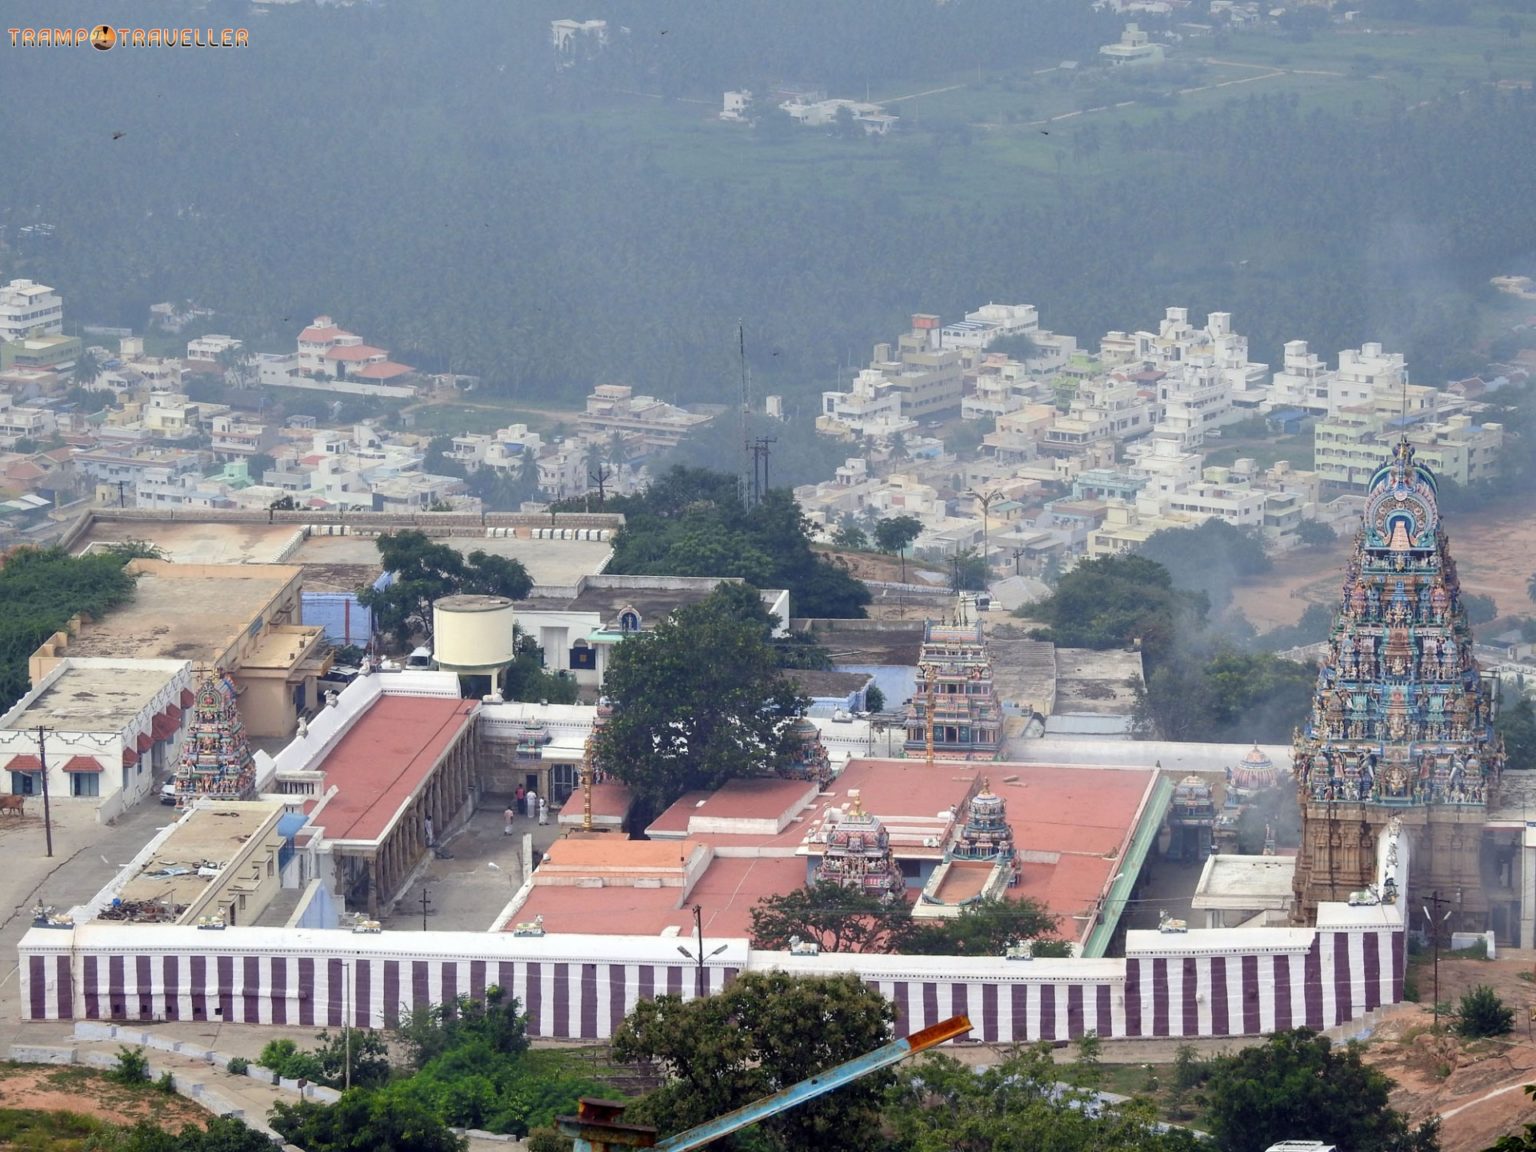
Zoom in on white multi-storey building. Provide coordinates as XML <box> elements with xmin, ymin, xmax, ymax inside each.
<box><xmin>185</xmin><ymin>335</ymin><xmax>243</xmax><ymax>363</ymax></box>
<box><xmin>819</xmin><ymin>368</ymin><xmax>917</xmax><ymax>441</ymax></box>
<box><xmin>0</xmin><ymin>280</ymin><xmax>63</xmax><ymax>341</ymax></box>
<box><xmin>0</xmin><ymin>393</ymin><xmax>57</xmax><ymax>447</ymax></box>
<box><xmin>1332</xmin><ymin>341</ymin><xmax>1406</xmax><ymax>414</ymax></box>
<box><xmin>940</xmin><ymin>303</ymin><xmax>1040</xmax><ymax>351</ymax></box>
<box><xmin>1266</xmin><ymin>339</ymin><xmax>1333</xmax><ymax>413</ymax></box>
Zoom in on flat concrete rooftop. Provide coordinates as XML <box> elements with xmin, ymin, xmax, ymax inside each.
<box><xmin>294</xmin><ymin>534</ymin><xmax>611</xmax><ymax>588</ymax></box>
<box><xmin>76</xmin><ymin>520</ymin><xmax>302</xmax><ymax>565</ymax></box>
<box><xmin>116</xmin><ymin>801</ymin><xmax>283</xmax><ymax>916</ymax></box>
<box><xmin>1192</xmin><ymin>854</ymin><xmax>1297</xmax><ymax>909</ymax></box>
<box><xmin>1052</xmin><ymin>647</ymin><xmax>1144</xmax><ymax>715</ymax></box>
<box><xmin>3</xmin><ymin>663</ymin><xmax>177</xmax><ymax>733</ymax></box>
<box><xmin>62</xmin><ymin>563</ymin><xmax>301</xmax><ymax>664</ymax></box>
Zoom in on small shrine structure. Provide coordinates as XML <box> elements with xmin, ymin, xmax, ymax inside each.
<box><xmin>814</xmin><ymin>788</ymin><xmax>904</xmax><ymax>899</ymax></box>
<box><xmin>918</xmin><ymin>778</ymin><xmax>1020</xmax><ymax>916</ymax></box>
<box><xmin>173</xmin><ymin>670</ymin><xmax>255</xmax><ymax>805</ymax></box>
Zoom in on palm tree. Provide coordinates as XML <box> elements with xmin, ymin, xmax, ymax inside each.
<box><xmin>72</xmin><ymin>348</ymin><xmax>101</xmax><ymax>389</ymax></box>
<box><xmin>1527</xmin><ymin>569</ymin><xmax>1536</xmax><ymax>606</ymax></box>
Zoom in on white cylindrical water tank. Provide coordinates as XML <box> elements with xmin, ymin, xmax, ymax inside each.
<box><xmin>432</xmin><ymin>594</ymin><xmax>518</xmax><ymax>675</ymax></box>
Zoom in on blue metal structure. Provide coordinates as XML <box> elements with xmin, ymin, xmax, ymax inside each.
<box><xmin>557</xmin><ymin>1015</ymin><xmax>971</xmax><ymax>1152</ymax></box>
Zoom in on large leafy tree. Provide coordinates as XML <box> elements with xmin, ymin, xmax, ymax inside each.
<box><xmin>357</xmin><ymin>530</ymin><xmax>531</xmax><ymax>647</ymax></box>
<box><xmin>0</xmin><ymin>546</ymin><xmax>140</xmax><ymax>706</ymax></box>
<box><xmin>883</xmin><ymin>1045</ymin><xmax>1201</xmax><ymax>1152</ymax></box>
<box><xmin>592</xmin><ymin>582</ymin><xmax>807</xmax><ymax>819</ymax></box>
<box><xmin>612</xmin><ymin>972</ymin><xmax>896</xmax><ymax>1152</ymax></box>
<box><xmin>1202</xmin><ymin>1029</ymin><xmax>1440</xmax><ymax>1152</ymax></box>
<box><xmin>1136</xmin><ymin>520</ymin><xmax>1271</xmax><ymax>612</ymax></box>
<box><xmin>1020</xmin><ymin>553</ymin><xmax>1205</xmax><ymax>669</ymax></box>
<box><xmin>748</xmin><ymin>884</ymin><xmax>912</xmax><ymax>953</ymax></box>
<box><xmin>1498</xmin><ymin>692</ymin><xmax>1536</xmax><ymax>772</ymax></box>
<box><xmin>750</xmin><ymin>888</ymin><xmax>1064</xmax><ymax>957</ymax></box>
<box><xmin>603</xmin><ymin>468</ymin><xmax>870</xmax><ymax>619</ymax></box>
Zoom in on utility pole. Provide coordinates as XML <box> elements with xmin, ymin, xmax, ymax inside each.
<box><xmin>115</xmin><ymin>479</ymin><xmax>127</xmax><ymax>508</ymax></box>
<box><xmin>420</xmin><ymin>885</ymin><xmax>433</xmax><ymax>931</ymax></box>
<box><xmin>36</xmin><ymin>726</ymin><xmax>53</xmax><ymax>858</ymax></box>
<box><xmin>677</xmin><ymin>903</ymin><xmax>726</xmax><ymax>999</ymax></box>
<box><xmin>1424</xmin><ymin>890</ymin><xmax>1454</xmax><ymax>1029</ymax></box>
<box><xmin>588</xmin><ymin>465</ymin><xmax>610</xmax><ymax>508</ymax></box>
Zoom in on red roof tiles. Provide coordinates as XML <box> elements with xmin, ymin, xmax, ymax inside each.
<box><xmin>313</xmin><ymin>695</ymin><xmax>477</xmax><ymax>843</ymax></box>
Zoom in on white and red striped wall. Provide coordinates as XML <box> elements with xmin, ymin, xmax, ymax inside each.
<box><xmin>19</xmin><ymin>920</ymin><xmax>1403</xmax><ymax>1042</ymax></box>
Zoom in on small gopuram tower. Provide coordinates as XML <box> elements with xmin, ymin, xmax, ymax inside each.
<box><xmin>815</xmin><ymin>789</ymin><xmax>904</xmax><ymax>899</ymax></box>
<box><xmin>1290</xmin><ymin>440</ymin><xmax>1502</xmax><ymax>929</ymax></box>
<box><xmin>173</xmin><ymin>669</ymin><xmax>256</xmax><ymax>805</ymax></box>
<box><xmin>905</xmin><ymin>618</ymin><xmax>1003</xmax><ymax>760</ymax></box>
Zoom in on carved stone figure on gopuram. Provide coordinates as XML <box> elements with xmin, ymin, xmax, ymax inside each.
<box><xmin>1290</xmin><ymin>438</ymin><xmax>1504</xmax><ymax>928</ymax></box>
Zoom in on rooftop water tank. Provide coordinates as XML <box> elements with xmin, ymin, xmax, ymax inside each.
<box><xmin>432</xmin><ymin>594</ymin><xmax>518</xmax><ymax>676</ymax></box>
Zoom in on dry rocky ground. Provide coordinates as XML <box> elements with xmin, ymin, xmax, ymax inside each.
<box><xmin>1362</xmin><ymin>953</ymin><xmax>1536</xmax><ymax>1152</ymax></box>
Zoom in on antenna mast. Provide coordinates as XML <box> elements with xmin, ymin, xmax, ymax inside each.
<box><xmin>739</xmin><ymin>321</ymin><xmax>751</xmax><ymax>511</ymax></box>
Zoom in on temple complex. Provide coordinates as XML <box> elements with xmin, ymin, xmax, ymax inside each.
<box><xmin>1290</xmin><ymin>440</ymin><xmax>1504</xmax><ymax>930</ymax></box>
<box><xmin>173</xmin><ymin>671</ymin><xmax>255</xmax><ymax>805</ymax></box>
<box><xmin>904</xmin><ymin>620</ymin><xmax>1003</xmax><ymax>760</ymax></box>
<box><xmin>813</xmin><ymin>788</ymin><xmax>904</xmax><ymax>899</ymax></box>
<box><xmin>918</xmin><ymin>779</ymin><xmax>1020</xmax><ymax>916</ymax></box>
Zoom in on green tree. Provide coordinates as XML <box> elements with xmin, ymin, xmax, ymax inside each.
<box><xmin>1464</xmin><ymin>593</ymin><xmax>1498</xmax><ymax>626</ymax></box>
<box><xmin>1498</xmin><ymin>692</ymin><xmax>1536</xmax><ymax>772</ymax></box>
<box><xmin>1296</xmin><ymin>519</ymin><xmax>1335</xmax><ymax>548</ymax></box>
<box><xmin>0</xmin><ymin>547</ymin><xmax>139</xmax><ymax>706</ymax></box>
<box><xmin>902</xmin><ymin>897</ymin><xmax>1063</xmax><ymax>957</ymax></box>
<box><xmin>832</xmin><ymin>522</ymin><xmax>869</xmax><ymax>550</ymax></box>
<box><xmin>603</xmin><ymin>469</ymin><xmax>869</xmax><ymax>619</ymax></box>
<box><xmin>1490</xmin><ymin>1085</ymin><xmax>1536</xmax><ymax>1151</ymax></box>
<box><xmin>392</xmin><ymin>986</ymin><xmax>531</xmax><ymax>1072</ymax></box>
<box><xmin>73</xmin><ymin>347</ymin><xmax>102</xmax><ymax>388</ymax></box>
<box><xmin>1457</xmin><ymin>985</ymin><xmax>1514</xmax><ymax>1038</ymax></box>
<box><xmin>358</xmin><ymin>531</ymin><xmax>531</xmax><ymax>648</ymax></box>
<box><xmin>271</xmin><ymin>1090</ymin><xmax>467</xmax><ymax>1152</ymax></box>
<box><xmin>1203</xmin><ymin>1029</ymin><xmax>1441</xmax><ymax>1152</ymax></box>
<box><xmin>883</xmin><ymin>1044</ymin><xmax>1200</xmax><ymax>1152</ymax></box>
<box><xmin>1136</xmin><ymin>520</ymin><xmax>1271</xmax><ymax>612</ymax></box>
<box><xmin>748</xmin><ymin>883</ymin><xmax>911</xmax><ymax>953</ymax></box>
<box><xmin>1021</xmin><ymin>553</ymin><xmax>1204</xmax><ymax>670</ymax></box>
<box><xmin>592</xmin><ymin>582</ymin><xmax>808</xmax><ymax>819</ymax></box>
<box><xmin>612</xmin><ymin>971</ymin><xmax>896</xmax><ymax>1152</ymax></box>
<box><xmin>874</xmin><ymin>514</ymin><xmax>923</xmax><ymax>582</ymax></box>
<box><xmin>499</xmin><ymin>632</ymin><xmax>579</xmax><ymax>705</ymax></box>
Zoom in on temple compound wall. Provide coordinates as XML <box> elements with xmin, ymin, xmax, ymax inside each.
<box><xmin>17</xmin><ymin>917</ymin><xmax>1402</xmax><ymax>1041</ymax></box>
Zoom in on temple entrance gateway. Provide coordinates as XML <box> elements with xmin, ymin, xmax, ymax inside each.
<box><xmin>1290</xmin><ymin>440</ymin><xmax>1503</xmax><ymax>934</ymax></box>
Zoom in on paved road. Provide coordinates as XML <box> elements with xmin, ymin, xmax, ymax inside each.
<box><xmin>0</xmin><ymin>782</ymin><xmax>184</xmax><ymax>1047</ymax></box>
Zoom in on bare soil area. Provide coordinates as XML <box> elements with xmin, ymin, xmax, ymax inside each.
<box><xmin>0</xmin><ymin>1064</ymin><xmax>212</xmax><ymax>1132</ymax></box>
<box><xmin>1233</xmin><ymin>503</ymin><xmax>1536</xmax><ymax>632</ymax></box>
<box><xmin>1362</xmin><ymin>953</ymin><xmax>1536</xmax><ymax>1152</ymax></box>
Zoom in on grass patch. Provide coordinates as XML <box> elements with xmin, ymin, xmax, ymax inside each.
<box><xmin>0</xmin><ymin>1108</ymin><xmax>111</xmax><ymax>1152</ymax></box>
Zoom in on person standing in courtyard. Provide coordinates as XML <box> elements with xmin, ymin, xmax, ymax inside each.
<box><xmin>538</xmin><ymin>796</ymin><xmax>548</xmax><ymax>825</ymax></box>
<box><xmin>504</xmin><ymin>805</ymin><xmax>516</xmax><ymax>835</ymax></box>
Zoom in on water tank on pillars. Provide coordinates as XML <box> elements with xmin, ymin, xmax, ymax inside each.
<box><xmin>432</xmin><ymin>594</ymin><xmax>518</xmax><ymax>677</ymax></box>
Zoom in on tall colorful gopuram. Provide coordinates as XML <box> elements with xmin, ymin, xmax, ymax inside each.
<box><xmin>1290</xmin><ymin>440</ymin><xmax>1503</xmax><ymax>929</ymax></box>
<box><xmin>814</xmin><ymin>789</ymin><xmax>904</xmax><ymax>900</ymax></box>
<box><xmin>173</xmin><ymin>670</ymin><xmax>256</xmax><ymax>805</ymax></box>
